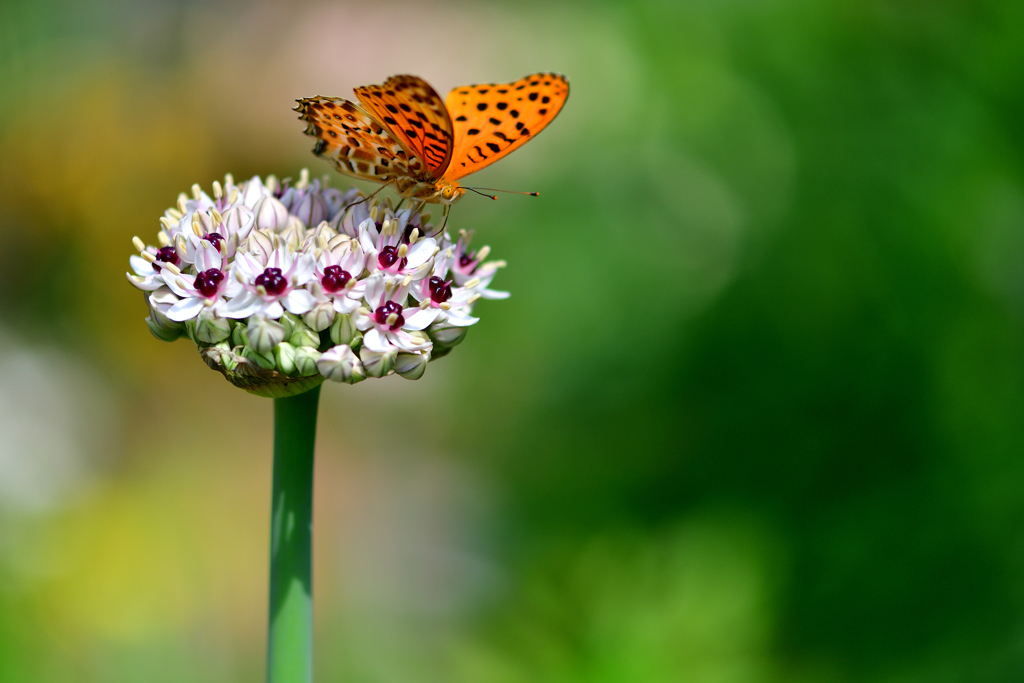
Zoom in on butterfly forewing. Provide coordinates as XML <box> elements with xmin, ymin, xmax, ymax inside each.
<box><xmin>443</xmin><ymin>73</ymin><xmax>569</xmax><ymax>182</ymax></box>
<box><xmin>355</xmin><ymin>75</ymin><xmax>454</xmax><ymax>179</ymax></box>
<box><xmin>295</xmin><ymin>96</ymin><xmax>425</xmax><ymax>183</ymax></box>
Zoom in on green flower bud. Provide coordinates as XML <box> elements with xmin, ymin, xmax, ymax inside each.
<box><xmin>247</xmin><ymin>315</ymin><xmax>286</xmax><ymax>354</ymax></box>
<box><xmin>293</xmin><ymin>346</ymin><xmax>322</xmax><ymax>377</ymax></box>
<box><xmin>317</xmin><ymin>345</ymin><xmax>365</xmax><ymax>383</ymax></box>
<box><xmin>330</xmin><ymin>313</ymin><xmax>359</xmax><ymax>345</ymax></box>
<box><xmin>289</xmin><ymin>319</ymin><xmax>320</xmax><ymax>348</ymax></box>
<box><xmin>231</xmin><ymin>321</ymin><xmax>249</xmax><ymax>348</ymax></box>
<box><xmin>274</xmin><ymin>342</ymin><xmax>297</xmax><ymax>375</ymax></box>
<box><xmin>194</xmin><ymin>308</ymin><xmax>232</xmax><ymax>344</ymax></box>
<box><xmin>279</xmin><ymin>312</ymin><xmax>298</xmax><ymax>340</ymax></box>
<box><xmin>428</xmin><ymin>320</ymin><xmax>468</xmax><ymax>347</ymax></box>
<box><xmin>240</xmin><ymin>344</ymin><xmax>277</xmax><ymax>370</ymax></box>
<box><xmin>395</xmin><ymin>351</ymin><xmax>429</xmax><ymax>380</ymax></box>
<box><xmin>145</xmin><ymin>288</ymin><xmax>186</xmax><ymax>342</ymax></box>
<box><xmin>303</xmin><ymin>301</ymin><xmax>336</xmax><ymax>332</ymax></box>
<box><xmin>359</xmin><ymin>345</ymin><xmax>396</xmax><ymax>378</ymax></box>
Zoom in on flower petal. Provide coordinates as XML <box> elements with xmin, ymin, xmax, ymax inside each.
<box><xmin>403</xmin><ymin>307</ymin><xmax>441</xmax><ymax>331</ymax></box>
<box><xmin>167</xmin><ymin>296</ymin><xmax>206</xmax><ymax>322</ymax></box>
<box><xmin>223</xmin><ymin>291</ymin><xmax>259</xmax><ymax>319</ymax></box>
<box><xmin>283</xmin><ymin>289</ymin><xmax>316</xmax><ymax>315</ymax></box>
<box><xmin>363</xmin><ymin>328</ymin><xmax>393</xmax><ymax>353</ymax></box>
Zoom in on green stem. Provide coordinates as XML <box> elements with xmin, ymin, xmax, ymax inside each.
<box><xmin>267</xmin><ymin>385</ymin><xmax>320</xmax><ymax>683</ymax></box>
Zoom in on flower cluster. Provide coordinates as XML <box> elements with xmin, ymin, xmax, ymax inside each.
<box><xmin>127</xmin><ymin>170</ymin><xmax>507</xmax><ymax>397</ymax></box>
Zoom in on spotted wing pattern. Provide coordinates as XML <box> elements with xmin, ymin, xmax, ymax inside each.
<box><xmin>295</xmin><ymin>96</ymin><xmax>427</xmax><ymax>183</ymax></box>
<box><xmin>355</xmin><ymin>75</ymin><xmax>454</xmax><ymax>178</ymax></box>
<box><xmin>443</xmin><ymin>73</ymin><xmax>569</xmax><ymax>182</ymax></box>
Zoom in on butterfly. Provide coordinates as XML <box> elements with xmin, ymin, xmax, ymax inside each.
<box><xmin>295</xmin><ymin>73</ymin><xmax>569</xmax><ymax>211</ymax></box>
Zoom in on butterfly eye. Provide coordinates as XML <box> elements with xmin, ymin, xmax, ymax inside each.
<box><xmin>441</xmin><ymin>186</ymin><xmax>454</xmax><ymax>199</ymax></box>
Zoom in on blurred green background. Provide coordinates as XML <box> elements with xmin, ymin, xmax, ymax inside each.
<box><xmin>3</xmin><ymin>0</ymin><xmax>1024</xmax><ymax>680</ymax></box>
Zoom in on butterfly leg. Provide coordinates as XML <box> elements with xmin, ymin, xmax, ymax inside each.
<box><xmin>431</xmin><ymin>203</ymin><xmax>451</xmax><ymax>237</ymax></box>
<box><xmin>342</xmin><ymin>180</ymin><xmax>393</xmax><ymax>212</ymax></box>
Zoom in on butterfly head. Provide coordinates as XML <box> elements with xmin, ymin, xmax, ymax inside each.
<box><xmin>435</xmin><ymin>180</ymin><xmax>465</xmax><ymax>204</ymax></box>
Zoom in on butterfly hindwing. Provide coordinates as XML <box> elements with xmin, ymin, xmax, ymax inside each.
<box><xmin>355</xmin><ymin>75</ymin><xmax>454</xmax><ymax>178</ymax></box>
<box><xmin>444</xmin><ymin>73</ymin><xmax>569</xmax><ymax>181</ymax></box>
<box><xmin>295</xmin><ymin>96</ymin><xmax>425</xmax><ymax>183</ymax></box>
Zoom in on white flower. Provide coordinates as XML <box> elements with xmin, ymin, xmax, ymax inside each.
<box><xmin>355</xmin><ymin>275</ymin><xmax>432</xmax><ymax>353</ymax></box>
<box><xmin>358</xmin><ymin>213</ymin><xmax>436</xmax><ymax>281</ymax></box>
<box><xmin>224</xmin><ymin>246</ymin><xmax>317</xmax><ymax>319</ymax></box>
<box><xmin>126</xmin><ymin>238</ymin><xmax>180</xmax><ymax>291</ymax></box>
<box><xmin>406</xmin><ymin>247</ymin><xmax>481</xmax><ymax>329</ymax></box>
<box><xmin>162</xmin><ymin>242</ymin><xmax>241</xmax><ymax>322</ymax></box>
<box><xmin>311</xmin><ymin>235</ymin><xmax>366</xmax><ymax>314</ymax></box>
<box><xmin>448</xmin><ymin>229</ymin><xmax>506</xmax><ymax>291</ymax></box>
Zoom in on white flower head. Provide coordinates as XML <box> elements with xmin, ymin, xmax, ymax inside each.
<box><xmin>128</xmin><ymin>171</ymin><xmax>510</xmax><ymax>395</ymax></box>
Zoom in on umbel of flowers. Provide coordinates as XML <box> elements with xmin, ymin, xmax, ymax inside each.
<box><xmin>127</xmin><ymin>170</ymin><xmax>507</xmax><ymax>397</ymax></box>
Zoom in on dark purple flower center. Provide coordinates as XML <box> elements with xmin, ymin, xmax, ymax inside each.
<box><xmin>255</xmin><ymin>267</ymin><xmax>288</xmax><ymax>296</ymax></box>
<box><xmin>428</xmin><ymin>276</ymin><xmax>453</xmax><ymax>304</ymax></box>
<box><xmin>204</xmin><ymin>232</ymin><xmax>225</xmax><ymax>250</ymax></box>
<box><xmin>321</xmin><ymin>265</ymin><xmax>352</xmax><ymax>293</ymax></box>
<box><xmin>194</xmin><ymin>269</ymin><xmax>225</xmax><ymax>298</ymax></box>
<box><xmin>154</xmin><ymin>246</ymin><xmax>180</xmax><ymax>271</ymax></box>
<box><xmin>458</xmin><ymin>252</ymin><xmax>475</xmax><ymax>270</ymax></box>
<box><xmin>374</xmin><ymin>301</ymin><xmax>405</xmax><ymax>331</ymax></box>
<box><xmin>377</xmin><ymin>245</ymin><xmax>408</xmax><ymax>271</ymax></box>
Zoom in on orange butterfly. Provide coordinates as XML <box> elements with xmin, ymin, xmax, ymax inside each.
<box><xmin>295</xmin><ymin>73</ymin><xmax>569</xmax><ymax>210</ymax></box>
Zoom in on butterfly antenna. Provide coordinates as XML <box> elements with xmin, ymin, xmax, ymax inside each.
<box><xmin>465</xmin><ymin>186</ymin><xmax>540</xmax><ymax>197</ymax></box>
<box><xmin>466</xmin><ymin>188</ymin><xmax>498</xmax><ymax>200</ymax></box>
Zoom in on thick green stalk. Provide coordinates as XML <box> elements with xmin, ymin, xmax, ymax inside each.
<box><xmin>267</xmin><ymin>385</ymin><xmax>320</xmax><ymax>683</ymax></box>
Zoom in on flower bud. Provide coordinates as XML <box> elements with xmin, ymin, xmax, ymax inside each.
<box><xmin>318</xmin><ymin>344</ymin><xmax>365</xmax><ymax>383</ymax></box>
<box><xmin>293</xmin><ymin>346</ymin><xmax>322</xmax><ymax>377</ymax></box>
<box><xmin>278</xmin><ymin>312</ymin><xmax>298</xmax><ymax>339</ymax></box>
<box><xmin>359</xmin><ymin>345</ymin><xmax>396</xmax><ymax>378</ymax></box>
<box><xmin>247</xmin><ymin>315</ymin><xmax>286</xmax><ymax>354</ymax></box>
<box><xmin>240</xmin><ymin>176</ymin><xmax>266</xmax><ymax>207</ymax></box>
<box><xmin>291</xmin><ymin>188</ymin><xmax>329</xmax><ymax>227</ymax></box>
<box><xmin>394</xmin><ymin>351</ymin><xmax>429</xmax><ymax>380</ymax></box>
<box><xmin>274</xmin><ymin>341</ymin><xmax>297</xmax><ymax>375</ymax></box>
<box><xmin>220</xmin><ymin>205</ymin><xmax>255</xmax><ymax>240</ymax></box>
<box><xmin>240</xmin><ymin>344</ymin><xmax>277</xmax><ymax>370</ymax></box>
<box><xmin>245</xmin><ymin>229</ymin><xmax>275</xmax><ymax>263</ymax></box>
<box><xmin>279</xmin><ymin>217</ymin><xmax>306</xmax><ymax>249</ymax></box>
<box><xmin>428</xmin><ymin>320</ymin><xmax>468</xmax><ymax>347</ymax></box>
<box><xmin>145</xmin><ymin>287</ymin><xmax>186</xmax><ymax>342</ymax></box>
<box><xmin>320</xmin><ymin>188</ymin><xmax>347</xmax><ymax>217</ymax></box>
<box><xmin>231</xmin><ymin>322</ymin><xmax>248</xmax><ymax>348</ymax></box>
<box><xmin>303</xmin><ymin>301</ymin><xmax>335</xmax><ymax>332</ymax></box>
<box><xmin>194</xmin><ymin>307</ymin><xmax>232</xmax><ymax>343</ymax></box>
<box><xmin>310</xmin><ymin>221</ymin><xmax>337</xmax><ymax>248</ymax></box>
<box><xmin>252</xmin><ymin>195</ymin><xmax>289</xmax><ymax>232</ymax></box>
<box><xmin>289</xmin><ymin>319</ymin><xmax>320</xmax><ymax>348</ymax></box>
<box><xmin>330</xmin><ymin>313</ymin><xmax>360</xmax><ymax>346</ymax></box>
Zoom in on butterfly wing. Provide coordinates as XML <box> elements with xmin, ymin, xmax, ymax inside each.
<box><xmin>354</xmin><ymin>75</ymin><xmax>454</xmax><ymax>179</ymax></box>
<box><xmin>295</xmin><ymin>96</ymin><xmax>428</xmax><ymax>183</ymax></box>
<box><xmin>443</xmin><ymin>73</ymin><xmax>569</xmax><ymax>182</ymax></box>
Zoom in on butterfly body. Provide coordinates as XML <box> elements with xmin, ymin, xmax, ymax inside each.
<box><xmin>393</xmin><ymin>176</ymin><xmax>465</xmax><ymax>205</ymax></box>
<box><xmin>296</xmin><ymin>73</ymin><xmax>568</xmax><ymax>206</ymax></box>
